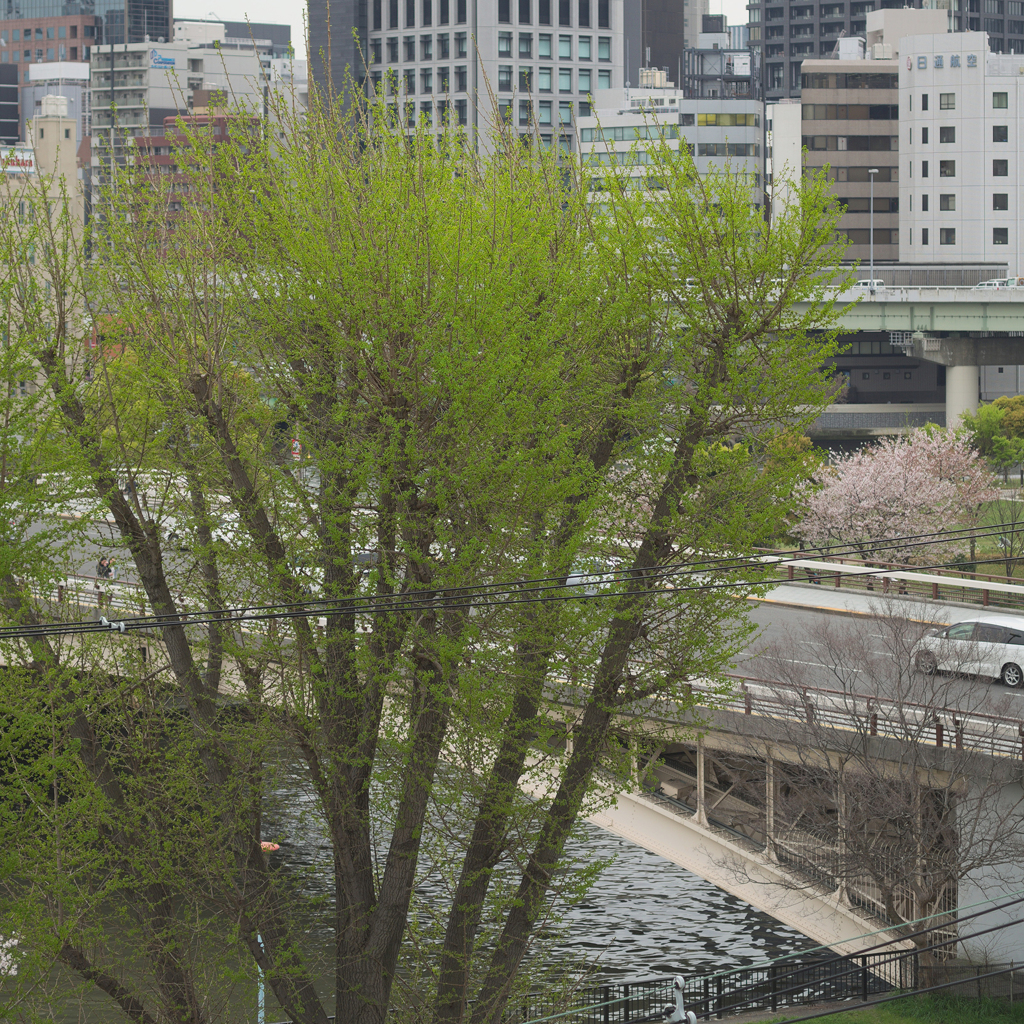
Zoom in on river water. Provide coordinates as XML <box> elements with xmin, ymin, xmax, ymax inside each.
<box><xmin>263</xmin><ymin>762</ymin><xmax>819</xmax><ymax>987</ymax></box>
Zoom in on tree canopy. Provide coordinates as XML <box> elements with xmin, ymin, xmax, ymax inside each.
<box><xmin>0</xmin><ymin>90</ymin><xmax>851</xmax><ymax>1024</ymax></box>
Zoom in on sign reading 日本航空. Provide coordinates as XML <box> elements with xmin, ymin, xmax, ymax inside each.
<box><xmin>150</xmin><ymin>49</ymin><xmax>176</xmax><ymax>69</ymax></box>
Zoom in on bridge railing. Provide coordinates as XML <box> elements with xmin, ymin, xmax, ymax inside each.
<box><xmin>756</xmin><ymin>549</ymin><xmax>1024</xmax><ymax>613</ymax></box>
<box><xmin>698</xmin><ymin>675</ymin><xmax>1024</xmax><ymax>763</ymax></box>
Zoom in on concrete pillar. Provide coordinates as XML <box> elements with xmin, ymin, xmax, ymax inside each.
<box><xmin>765</xmin><ymin>753</ymin><xmax>777</xmax><ymax>861</ymax></box>
<box><xmin>696</xmin><ymin>737</ymin><xmax>708</xmax><ymax>827</ymax></box>
<box><xmin>946</xmin><ymin>364</ymin><xmax>979</xmax><ymax>428</ymax></box>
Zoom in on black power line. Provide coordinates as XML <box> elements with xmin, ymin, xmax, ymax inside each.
<box><xmin>5</xmin><ymin>523</ymin><xmax>1024</xmax><ymax>642</ymax></box>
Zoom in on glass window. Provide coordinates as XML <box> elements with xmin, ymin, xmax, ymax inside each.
<box><xmin>421</xmin><ymin>67</ymin><xmax>433</xmax><ymax>90</ymax></box>
<box><xmin>58</xmin><ymin>26</ymin><xmax>66</xmax><ymax>39</ymax></box>
<box><xmin>579</xmin><ymin>34</ymin><xmax>591</xmax><ymax>58</ymax></box>
<box><xmin>520</xmin><ymin>0</ymin><xmax>531</xmax><ymax>21</ymax></box>
<box><xmin>579</xmin><ymin>0</ymin><xmax>590</xmax><ymax>25</ymax></box>
<box><xmin>46</xmin><ymin>47</ymin><xmax>54</xmax><ymax>60</ymax></box>
<box><xmin>946</xmin><ymin>621</ymin><xmax>975</xmax><ymax>639</ymax></box>
<box><xmin>559</xmin><ymin>0</ymin><xmax>571</xmax><ymax>24</ymax></box>
<box><xmin>404</xmin><ymin>69</ymin><xmax>416</xmax><ymax>93</ymax></box>
<box><xmin>578</xmin><ymin>68</ymin><xmax>591</xmax><ymax>91</ymax></box>
<box><xmin>922</xmin><ymin>227</ymin><xmax>929</xmax><ymax>245</ymax></box>
<box><xmin>940</xmin><ymin>227</ymin><xmax>956</xmax><ymax>245</ymax></box>
<box><xmin>994</xmin><ymin>91</ymin><xmax>1009</xmax><ymax>107</ymax></box>
<box><xmin>46</xmin><ymin>26</ymin><xmax>54</xmax><ymax>38</ymax></box>
<box><xmin>440</xmin><ymin>0</ymin><xmax>449</xmax><ymax>23</ymax></box>
<box><xmin>438</xmin><ymin>65</ymin><xmax>450</xmax><ymax>88</ymax></box>
<box><xmin>421</xmin><ymin>34</ymin><xmax>433</xmax><ymax>59</ymax></box>
<box><xmin>939</xmin><ymin>126</ymin><xmax>954</xmax><ymax>143</ymax></box>
<box><xmin>406</xmin><ymin>0</ymin><xmax>415</xmax><ymax>25</ymax></box>
<box><xmin>579</xmin><ymin>100</ymin><xmax>590</xmax><ymax>116</ymax></box>
<box><xmin>455</xmin><ymin>65</ymin><xmax>467</xmax><ymax>90</ymax></box>
<box><xmin>423</xmin><ymin>0</ymin><xmax>432</xmax><ymax>24</ymax></box>
<box><xmin>539</xmin><ymin>99</ymin><xmax>552</xmax><ymax>123</ymax></box>
<box><xmin>559</xmin><ymin>33</ymin><xmax>571</xmax><ymax>57</ymax></box>
<box><xmin>520</xmin><ymin>32</ymin><xmax>532</xmax><ymax>55</ymax></box>
<box><xmin>498</xmin><ymin>65</ymin><xmax>513</xmax><ymax>90</ymax></box>
<box><xmin>598</xmin><ymin>35</ymin><xmax>610</xmax><ymax>59</ymax></box>
<box><xmin>457</xmin><ymin>0</ymin><xmax>467</xmax><ymax>20</ymax></box>
<box><xmin>939</xmin><ymin>193</ymin><xmax>955</xmax><ymax>210</ymax></box>
<box><xmin>994</xmin><ymin>227</ymin><xmax>1009</xmax><ymax>245</ymax></box>
<box><xmin>994</xmin><ymin>159</ymin><xmax>1009</xmax><ymax>175</ymax></box>
<box><xmin>559</xmin><ymin>67</ymin><xmax>571</xmax><ymax>90</ymax></box>
<box><xmin>519</xmin><ymin>98</ymin><xmax>532</xmax><ymax>123</ymax></box>
<box><xmin>371</xmin><ymin>39</ymin><xmax>382</xmax><ymax>62</ymax></box>
<box><xmin>559</xmin><ymin>99</ymin><xmax>573</xmax><ymax>123</ymax></box>
<box><xmin>539</xmin><ymin>0</ymin><xmax>551</xmax><ymax>23</ymax></box>
<box><xmin>421</xmin><ymin>101</ymin><xmax>433</xmax><ymax>124</ymax></box>
<box><xmin>438</xmin><ymin>33</ymin><xmax>450</xmax><ymax>56</ymax></box>
<box><xmin>539</xmin><ymin>33</ymin><xmax>552</xmax><ymax>56</ymax></box>
<box><xmin>520</xmin><ymin>66</ymin><xmax>532</xmax><ymax>89</ymax></box>
<box><xmin>498</xmin><ymin>31</ymin><xmax>512</xmax><ymax>55</ymax></box>
<box><xmin>455</xmin><ymin>31</ymin><xmax>467</xmax><ymax>56</ymax></box>
<box><xmin>599</xmin><ymin>0</ymin><xmax>609</xmax><ymax>26</ymax></box>
<box><xmin>539</xmin><ymin>66</ymin><xmax>552</xmax><ymax>90</ymax></box>
<box><xmin>404</xmin><ymin>35</ymin><xmax>416</xmax><ymax>59</ymax></box>
<box><xmin>455</xmin><ymin>97</ymin><xmax>467</xmax><ymax>123</ymax></box>
<box><xmin>598</xmin><ymin>68</ymin><xmax>611</xmax><ymax>88</ymax></box>
<box><xmin>939</xmin><ymin>160</ymin><xmax>955</xmax><ymax>177</ymax></box>
<box><xmin>939</xmin><ymin>92</ymin><xmax>955</xmax><ymax>109</ymax></box>
<box><xmin>499</xmin><ymin>0</ymin><xmax>511</xmax><ymax>20</ymax></box>
<box><xmin>922</xmin><ymin>160</ymin><xmax>929</xmax><ymax>177</ymax></box>
<box><xmin>388</xmin><ymin>36</ymin><xmax>399</xmax><ymax>60</ymax></box>
<box><xmin>994</xmin><ymin>193</ymin><xmax>1009</xmax><ymax>210</ymax></box>
<box><xmin>994</xmin><ymin>124</ymin><xmax>1009</xmax><ymax>142</ymax></box>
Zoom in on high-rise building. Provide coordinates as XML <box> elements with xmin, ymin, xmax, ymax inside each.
<box><xmin>748</xmin><ymin>0</ymin><xmax>974</xmax><ymax>102</ymax></box>
<box><xmin>307</xmin><ymin>0</ymin><xmax>366</xmax><ymax>99</ymax></box>
<box><xmin>358</xmin><ymin>0</ymin><xmax>638</xmax><ymax>150</ymax></box>
<box><xmin>0</xmin><ymin>63</ymin><xmax>17</xmax><ymax>142</ymax></box>
<box><xmin>640</xmin><ymin>0</ymin><xmax>708</xmax><ymax>83</ymax></box>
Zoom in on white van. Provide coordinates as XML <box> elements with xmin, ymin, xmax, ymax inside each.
<box><xmin>853</xmin><ymin>279</ymin><xmax>886</xmax><ymax>290</ymax></box>
<box><xmin>913</xmin><ymin>615</ymin><xmax>1024</xmax><ymax>686</ymax></box>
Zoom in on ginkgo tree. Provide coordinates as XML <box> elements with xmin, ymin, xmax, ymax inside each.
<box><xmin>0</xmin><ymin>85</ymin><xmax>851</xmax><ymax>1024</ymax></box>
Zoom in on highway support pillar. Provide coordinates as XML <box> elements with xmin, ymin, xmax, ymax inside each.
<box><xmin>946</xmin><ymin>364</ymin><xmax>979</xmax><ymax>428</ymax></box>
<box><xmin>696</xmin><ymin>737</ymin><xmax>708</xmax><ymax>827</ymax></box>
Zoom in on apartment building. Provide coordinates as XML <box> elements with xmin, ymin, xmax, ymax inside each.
<box><xmin>89</xmin><ymin>42</ymin><xmax>267</xmax><ymax>188</ymax></box>
<box><xmin>362</xmin><ymin>0</ymin><xmax>639</xmax><ymax>148</ymax></box>
<box><xmin>173</xmin><ymin>19</ymin><xmax>294</xmax><ymax>60</ymax></box>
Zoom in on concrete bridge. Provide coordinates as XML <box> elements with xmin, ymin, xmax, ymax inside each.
<box><xmin>799</xmin><ymin>286</ymin><xmax>1024</xmax><ymax>427</ymax></box>
<box><xmin>578</xmin><ymin>673</ymin><xmax>1024</xmax><ymax>964</ymax></box>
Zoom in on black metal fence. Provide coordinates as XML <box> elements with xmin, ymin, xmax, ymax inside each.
<box><xmin>267</xmin><ymin>956</ymin><xmax>1024</xmax><ymax>1023</ymax></box>
<box><xmin>506</xmin><ymin>954</ymin><xmax>1024</xmax><ymax>1024</ymax></box>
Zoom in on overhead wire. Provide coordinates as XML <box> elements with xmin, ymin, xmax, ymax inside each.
<box><xmin>4</xmin><ymin>521</ymin><xmax>1024</xmax><ymax>641</ymax></box>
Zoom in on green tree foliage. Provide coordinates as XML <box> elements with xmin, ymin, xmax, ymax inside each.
<box><xmin>0</xmin><ymin>90</ymin><xmax>850</xmax><ymax>1024</ymax></box>
<box><xmin>962</xmin><ymin>396</ymin><xmax>1024</xmax><ymax>482</ymax></box>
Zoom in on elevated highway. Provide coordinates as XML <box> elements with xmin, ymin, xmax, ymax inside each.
<box><xmin>798</xmin><ymin>287</ymin><xmax>1024</xmax><ymax>426</ymax></box>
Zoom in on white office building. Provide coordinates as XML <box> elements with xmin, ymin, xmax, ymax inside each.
<box><xmin>365</xmin><ymin>0</ymin><xmax>639</xmax><ymax>149</ymax></box>
<box><xmin>900</xmin><ymin>31</ymin><xmax>1023</xmax><ymax>269</ymax></box>
<box><xmin>577</xmin><ymin>74</ymin><xmax>762</xmax><ymax>192</ymax></box>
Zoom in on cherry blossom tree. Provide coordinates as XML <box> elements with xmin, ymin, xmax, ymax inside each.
<box><xmin>793</xmin><ymin>429</ymin><xmax>997</xmax><ymax>565</ymax></box>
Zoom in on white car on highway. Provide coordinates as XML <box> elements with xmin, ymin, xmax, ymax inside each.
<box><xmin>913</xmin><ymin>615</ymin><xmax>1024</xmax><ymax>687</ymax></box>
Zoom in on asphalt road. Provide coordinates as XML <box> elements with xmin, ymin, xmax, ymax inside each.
<box><xmin>740</xmin><ymin>590</ymin><xmax>1024</xmax><ymax>718</ymax></box>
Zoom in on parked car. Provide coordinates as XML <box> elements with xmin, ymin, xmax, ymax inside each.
<box><xmin>912</xmin><ymin>615</ymin><xmax>1024</xmax><ymax>686</ymax></box>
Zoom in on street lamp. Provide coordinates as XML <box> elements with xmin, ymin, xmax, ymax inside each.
<box><xmin>868</xmin><ymin>168</ymin><xmax>879</xmax><ymax>293</ymax></box>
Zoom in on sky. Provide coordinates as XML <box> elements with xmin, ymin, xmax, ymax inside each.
<box><xmin>173</xmin><ymin>0</ymin><xmax>309</xmax><ymax>59</ymax></box>
<box><xmin>172</xmin><ymin>0</ymin><xmax>755</xmax><ymax>65</ymax></box>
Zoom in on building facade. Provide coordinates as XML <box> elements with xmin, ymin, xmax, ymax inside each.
<box><xmin>89</xmin><ymin>41</ymin><xmax>266</xmax><ymax>188</ymax></box>
<box><xmin>173</xmin><ymin>19</ymin><xmax>293</xmax><ymax>59</ymax></box>
<box><xmin>363</xmin><ymin>0</ymin><xmax>639</xmax><ymax>148</ymax></box>
<box><xmin>748</xmin><ymin>0</ymin><xmax>972</xmax><ymax>103</ymax></box>
<box><xmin>0</xmin><ymin>62</ymin><xmax>16</xmax><ymax>141</ymax></box>
<box><xmin>24</xmin><ymin>61</ymin><xmax>89</xmax><ymax>141</ymax></box>
<box><xmin>577</xmin><ymin>80</ymin><xmax>762</xmax><ymax>192</ymax></box>
<box><xmin>641</xmin><ymin>0</ymin><xmax>709</xmax><ymax>83</ymax></box>
<box><xmin>899</xmin><ymin>31</ymin><xmax>1024</xmax><ymax>268</ymax></box>
<box><xmin>799</xmin><ymin>47</ymin><xmax>900</xmax><ymax>263</ymax></box>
